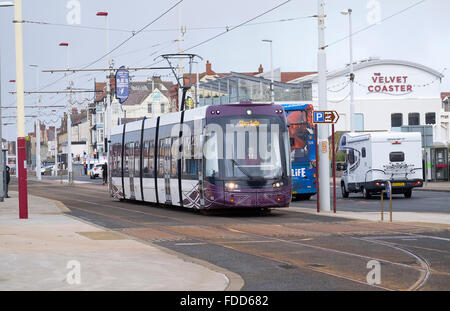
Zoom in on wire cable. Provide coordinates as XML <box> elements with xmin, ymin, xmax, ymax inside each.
<box><xmin>35</xmin><ymin>0</ymin><xmax>183</xmax><ymax>92</ymax></box>
<box><xmin>183</xmin><ymin>0</ymin><xmax>294</xmax><ymax>53</ymax></box>
<box><xmin>326</xmin><ymin>0</ymin><xmax>427</xmax><ymax>48</ymax></box>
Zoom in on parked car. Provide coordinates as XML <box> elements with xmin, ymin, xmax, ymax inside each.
<box><xmin>39</xmin><ymin>163</ymin><xmax>55</xmax><ymax>175</ymax></box>
<box><xmin>88</xmin><ymin>163</ymin><xmax>104</xmax><ymax>179</ymax></box>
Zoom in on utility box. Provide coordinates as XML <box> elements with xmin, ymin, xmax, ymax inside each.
<box><xmin>431</xmin><ymin>148</ymin><xmax>449</xmax><ymax>181</ymax></box>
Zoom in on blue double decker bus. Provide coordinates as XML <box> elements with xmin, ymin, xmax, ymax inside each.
<box><xmin>281</xmin><ymin>103</ymin><xmax>317</xmax><ymax>200</ymax></box>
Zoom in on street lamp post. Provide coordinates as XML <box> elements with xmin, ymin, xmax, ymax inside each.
<box><xmin>0</xmin><ymin>1</ymin><xmax>14</xmax><ymax>202</ymax></box>
<box><xmin>59</xmin><ymin>42</ymin><xmax>73</xmax><ymax>184</ymax></box>
<box><xmin>13</xmin><ymin>0</ymin><xmax>28</xmax><ymax>218</ymax></box>
<box><xmin>96</xmin><ymin>11</ymin><xmax>111</xmax><ymax>160</ymax></box>
<box><xmin>262</xmin><ymin>39</ymin><xmax>274</xmax><ymax>104</ymax></box>
<box><xmin>29</xmin><ymin>64</ymin><xmax>41</xmax><ymax>180</ymax></box>
<box><xmin>341</xmin><ymin>9</ymin><xmax>355</xmax><ymax>132</ymax></box>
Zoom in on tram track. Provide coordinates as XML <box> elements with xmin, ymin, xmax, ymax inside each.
<box><xmin>21</xmin><ymin>182</ymin><xmax>450</xmax><ymax>290</ymax></box>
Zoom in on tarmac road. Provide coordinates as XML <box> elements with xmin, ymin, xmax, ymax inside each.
<box><xmin>12</xmin><ymin>178</ymin><xmax>450</xmax><ymax>291</ymax></box>
<box><xmin>291</xmin><ymin>187</ymin><xmax>450</xmax><ymax>214</ymax></box>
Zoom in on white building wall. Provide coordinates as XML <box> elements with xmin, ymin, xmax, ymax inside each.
<box><xmin>303</xmin><ymin>62</ymin><xmax>447</xmax><ymax>145</ymax></box>
<box><xmin>110</xmin><ymin>89</ymin><xmax>171</xmax><ymax>126</ymax></box>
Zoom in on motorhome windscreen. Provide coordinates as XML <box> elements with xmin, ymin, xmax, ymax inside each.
<box><xmin>390</xmin><ymin>152</ymin><xmax>405</xmax><ymax>162</ymax></box>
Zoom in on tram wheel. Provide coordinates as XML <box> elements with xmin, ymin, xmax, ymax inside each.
<box><xmin>259</xmin><ymin>208</ymin><xmax>271</xmax><ymax>215</ymax></box>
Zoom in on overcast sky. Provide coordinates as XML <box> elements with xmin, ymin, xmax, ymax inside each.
<box><xmin>0</xmin><ymin>0</ymin><xmax>449</xmax><ymax>140</ymax></box>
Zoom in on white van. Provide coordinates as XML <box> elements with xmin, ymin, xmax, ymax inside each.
<box><xmin>339</xmin><ymin>132</ymin><xmax>423</xmax><ymax>198</ymax></box>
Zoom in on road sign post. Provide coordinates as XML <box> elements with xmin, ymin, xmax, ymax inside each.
<box><xmin>313</xmin><ymin>110</ymin><xmax>339</xmax><ymax>213</ymax></box>
<box><xmin>387</xmin><ymin>181</ymin><xmax>392</xmax><ymax>222</ymax></box>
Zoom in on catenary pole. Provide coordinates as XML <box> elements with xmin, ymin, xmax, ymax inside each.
<box><xmin>0</xmin><ymin>0</ymin><xmax>14</xmax><ymax>204</ymax></box>
<box><xmin>317</xmin><ymin>0</ymin><xmax>331</xmax><ymax>212</ymax></box>
<box><xmin>30</xmin><ymin>64</ymin><xmax>41</xmax><ymax>180</ymax></box>
<box><xmin>14</xmin><ymin>0</ymin><xmax>28</xmax><ymax>218</ymax></box>
<box><xmin>0</xmin><ymin>50</ymin><xmax>4</xmax><ymax>201</ymax></box>
<box><xmin>342</xmin><ymin>9</ymin><xmax>355</xmax><ymax>132</ymax></box>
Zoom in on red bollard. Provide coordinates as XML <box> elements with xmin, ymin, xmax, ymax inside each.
<box><xmin>17</xmin><ymin>137</ymin><xmax>28</xmax><ymax>219</ymax></box>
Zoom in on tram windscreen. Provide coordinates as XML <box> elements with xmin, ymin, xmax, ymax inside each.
<box><xmin>205</xmin><ymin>115</ymin><xmax>290</xmax><ymax>180</ymax></box>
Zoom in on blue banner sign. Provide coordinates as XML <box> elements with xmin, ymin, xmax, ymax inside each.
<box><xmin>115</xmin><ymin>66</ymin><xmax>130</xmax><ymax>103</ymax></box>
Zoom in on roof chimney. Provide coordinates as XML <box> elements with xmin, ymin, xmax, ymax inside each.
<box><xmin>258</xmin><ymin>64</ymin><xmax>263</xmax><ymax>74</ymax></box>
<box><xmin>206</xmin><ymin>60</ymin><xmax>213</xmax><ymax>75</ymax></box>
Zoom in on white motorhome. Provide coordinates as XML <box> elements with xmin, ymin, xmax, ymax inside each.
<box><xmin>339</xmin><ymin>132</ymin><xmax>423</xmax><ymax>199</ymax></box>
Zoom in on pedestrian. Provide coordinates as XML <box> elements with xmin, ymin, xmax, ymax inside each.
<box><xmin>5</xmin><ymin>166</ymin><xmax>10</xmax><ymax>198</ymax></box>
<box><xmin>102</xmin><ymin>162</ymin><xmax>108</xmax><ymax>185</ymax></box>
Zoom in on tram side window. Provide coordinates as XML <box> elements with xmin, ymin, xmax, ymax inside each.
<box><xmin>111</xmin><ymin>143</ymin><xmax>117</xmax><ymax>177</ymax></box>
<box><xmin>142</xmin><ymin>141</ymin><xmax>149</xmax><ymax>175</ymax></box>
<box><xmin>128</xmin><ymin>142</ymin><xmax>135</xmax><ymax>175</ymax></box>
<box><xmin>116</xmin><ymin>142</ymin><xmax>123</xmax><ymax>177</ymax></box>
<box><xmin>158</xmin><ymin>139</ymin><xmax>165</xmax><ymax>178</ymax></box>
<box><xmin>148</xmin><ymin>140</ymin><xmax>155</xmax><ymax>176</ymax></box>
<box><xmin>170</xmin><ymin>137</ymin><xmax>178</xmax><ymax>178</ymax></box>
<box><xmin>182</xmin><ymin>135</ymin><xmax>200</xmax><ymax>180</ymax></box>
<box><xmin>134</xmin><ymin>141</ymin><xmax>140</xmax><ymax>177</ymax></box>
<box><xmin>123</xmin><ymin>143</ymin><xmax>130</xmax><ymax>177</ymax></box>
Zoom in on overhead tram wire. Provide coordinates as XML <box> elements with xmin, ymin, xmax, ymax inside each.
<box><xmin>145</xmin><ymin>0</ymin><xmax>296</xmax><ymax>68</ymax></box>
<box><xmin>326</xmin><ymin>0</ymin><xmax>427</xmax><ymax>49</ymax></box>
<box><xmin>183</xmin><ymin>0</ymin><xmax>295</xmax><ymax>53</ymax></box>
<box><xmin>33</xmin><ymin>0</ymin><xmax>184</xmax><ymax>93</ymax></box>
<box><xmin>79</xmin><ymin>0</ymin><xmax>183</xmax><ymax>70</ymax></box>
<box><xmin>20</xmin><ymin>15</ymin><xmax>312</xmax><ymax>34</ymax></box>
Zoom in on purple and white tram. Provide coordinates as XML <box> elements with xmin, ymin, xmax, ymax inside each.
<box><xmin>109</xmin><ymin>102</ymin><xmax>292</xmax><ymax>210</ymax></box>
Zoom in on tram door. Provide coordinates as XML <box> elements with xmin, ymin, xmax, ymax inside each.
<box><xmin>128</xmin><ymin>142</ymin><xmax>136</xmax><ymax>200</ymax></box>
<box><xmin>197</xmin><ymin>136</ymin><xmax>205</xmax><ymax>208</ymax></box>
<box><xmin>163</xmin><ymin>138</ymin><xmax>172</xmax><ymax>204</ymax></box>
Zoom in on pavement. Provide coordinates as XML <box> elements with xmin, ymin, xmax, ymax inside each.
<box><xmin>333</xmin><ymin>176</ymin><xmax>450</xmax><ymax>192</ymax></box>
<box><xmin>289</xmin><ymin>206</ymin><xmax>450</xmax><ymax>226</ymax></box>
<box><xmin>286</xmin><ymin>177</ymin><xmax>450</xmax><ymax>226</ymax></box>
<box><xmin>416</xmin><ymin>181</ymin><xmax>450</xmax><ymax>192</ymax></box>
<box><xmin>0</xmin><ymin>191</ymin><xmax>233</xmax><ymax>291</ymax></box>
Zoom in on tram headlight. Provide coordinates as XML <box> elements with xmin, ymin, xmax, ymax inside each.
<box><xmin>272</xmin><ymin>182</ymin><xmax>283</xmax><ymax>188</ymax></box>
<box><xmin>225</xmin><ymin>182</ymin><xmax>238</xmax><ymax>190</ymax></box>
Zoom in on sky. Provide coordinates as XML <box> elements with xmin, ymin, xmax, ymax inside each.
<box><xmin>0</xmin><ymin>0</ymin><xmax>449</xmax><ymax>141</ymax></box>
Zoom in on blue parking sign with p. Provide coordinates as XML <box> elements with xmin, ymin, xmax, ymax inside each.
<box><xmin>314</xmin><ymin>111</ymin><xmax>324</xmax><ymax>123</ymax></box>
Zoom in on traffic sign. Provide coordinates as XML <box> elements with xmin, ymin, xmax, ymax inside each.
<box><xmin>115</xmin><ymin>66</ymin><xmax>130</xmax><ymax>104</ymax></box>
<box><xmin>386</xmin><ymin>181</ymin><xmax>391</xmax><ymax>199</ymax></box>
<box><xmin>313</xmin><ymin>110</ymin><xmax>339</xmax><ymax>124</ymax></box>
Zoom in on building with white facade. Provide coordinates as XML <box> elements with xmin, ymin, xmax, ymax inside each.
<box><xmin>91</xmin><ymin>77</ymin><xmax>174</xmax><ymax>157</ymax></box>
<box><xmin>289</xmin><ymin>58</ymin><xmax>448</xmax><ymax>146</ymax></box>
